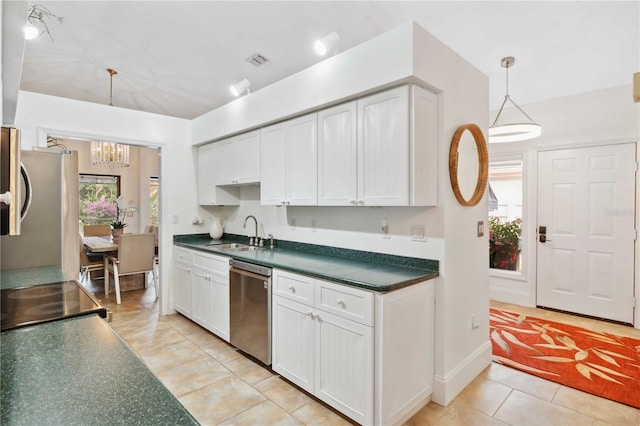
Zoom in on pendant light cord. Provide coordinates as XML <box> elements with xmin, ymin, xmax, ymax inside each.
<box><xmin>491</xmin><ymin>59</ymin><xmax>537</xmax><ymax>127</ymax></box>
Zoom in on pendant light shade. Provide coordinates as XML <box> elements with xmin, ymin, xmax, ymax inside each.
<box><xmin>489</xmin><ymin>57</ymin><xmax>541</xmax><ymax>143</ymax></box>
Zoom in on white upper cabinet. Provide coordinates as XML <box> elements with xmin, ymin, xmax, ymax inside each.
<box><xmin>261</xmin><ymin>112</ymin><xmax>318</xmax><ymax>206</ymax></box>
<box><xmin>318</xmin><ymin>85</ymin><xmax>437</xmax><ymax>207</ymax></box>
<box><xmin>317</xmin><ymin>101</ymin><xmax>358</xmax><ymax>205</ymax></box>
<box><xmin>216</xmin><ymin>130</ymin><xmax>261</xmax><ymax>185</ymax></box>
<box><xmin>197</xmin><ymin>143</ymin><xmax>239</xmax><ymax>205</ymax></box>
<box><xmin>358</xmin><ymin>86</ymin><xmax>410</xmax><ymax>206</ymax></box>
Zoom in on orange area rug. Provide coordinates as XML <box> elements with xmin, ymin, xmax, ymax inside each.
<box><xmin>489</xmin><ymin>308</ymin><xmax>640</xmax><ymax>408</ymax></box>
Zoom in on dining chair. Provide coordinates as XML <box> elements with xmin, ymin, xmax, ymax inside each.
<box><xmin>83</xmin><ymin>224</ymin><xmax>112</xmax><ymax>237</ymax></box>
<box><xmin>144</xmin><ymin>225</ymin><xmax>160</xmax><ymax>291</ymax></box>
<box><xmin>79</xmin><ymin>236</ymin><xmax>104</xmax><ymax>282</ymax></box>
<box><xmin>105</xmin><ymin>233</ymin><xmax>157</xmax><ymax>304</ymax></box>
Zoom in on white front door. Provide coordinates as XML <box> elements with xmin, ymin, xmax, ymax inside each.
<box><xmin>537</xmin><ymin>144</ymin><xmax>636</xmax><ymax>324</ymax></box>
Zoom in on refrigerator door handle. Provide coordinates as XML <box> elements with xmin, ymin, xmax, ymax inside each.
<box><xmin>20</xmin><ymin>163</ymin><xmax>33</xmax><ymax>221</ymax></box>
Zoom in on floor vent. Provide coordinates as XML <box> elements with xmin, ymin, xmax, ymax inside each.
<box><xmin>247</xmin><ymin>53</ymin><xmax>269</xmax><ymax>66</ymax></box>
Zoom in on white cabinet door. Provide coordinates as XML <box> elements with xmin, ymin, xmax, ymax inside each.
<box><xmin>357</xmin><ymin>86</ymin><xmax>410</xmax><ymax>206</ymax></box>
<box><xmin>173</xmin><ymin>261</ymin><xmax>192</xmax><ymax>317</ymax></box>
<box><xmin>315</xmin><ymin>309</ymin><xmax>374</xmax><ymax>426</ymax></box>
<box><xmin>318</xmin><ymin>102</ymin><xmax>357</xmax><ymax>206</ymax></box>
<box><xmin>210</xmin><ymin>274</ymin><xmax>230</xmax><ymax>342</ymax></box>
<box><xmin>261</xmin><ymin>113</ymin><xmax>317</xmax><ymax>205</ymax></box>
<box><xmin>197</xmin><ymin>143</ymin><xmax>218</xmax><ymax>205</ymax></box>
<box><xmin>217</xmin><ymin>130</ymin><xmax>261</xmax><ymax>185</ymax></box>
<box><xmin>198</xmin><ymin>143</ymin><xmax>239</xmax><ymax>205</ymax></box>
<box><xmin>260</xmin><ymin>122</ymin><xmax>287</xmax><ymax>205</ymax></box>
<box><xmin>272</xmin><ymin>295</ymin><xmax>315</xmax><ymax>394</ymax></box>
<box><xmin>287</xmin><ymin>113</ymin><xmax>318</xmax><ymax>205</ymax></box>
<box><xmin>192</xmin><ymin>270</ymin><xmax>212</xmax><ymax>328</ymax></box>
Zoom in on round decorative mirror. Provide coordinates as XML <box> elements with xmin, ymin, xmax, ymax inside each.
<box><xmin>449</xmin><ymin>124</ymin><xmax>488</xmax><ymax>206</ymax></box>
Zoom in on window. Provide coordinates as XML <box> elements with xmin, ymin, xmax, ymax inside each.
<box><xmin>149</xmin><ymin>177</ymin><xmax>159</xmax><ymax>226</ymax></box>
<box><xmin>79</xmin><ymin>174</ymin><xmax>120</xmax><ymax>225</ymax></box>
<box><xmin>489</xmin><ymin>159</ymin><xmax>523</xmax><ymax>272</ymax></box>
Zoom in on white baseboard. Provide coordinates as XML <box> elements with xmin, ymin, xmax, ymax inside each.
<box><xmin>430</xmin><ymin>341</ymin><xmax>492</xmax><ymax>406</ymax></box>
<box><xmin>489</xmin><ymin>286</ymin><xmax>533</xmax><ymax>307</ymax></box>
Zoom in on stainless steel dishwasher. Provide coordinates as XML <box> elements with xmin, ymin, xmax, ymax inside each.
<box><xmin>229</xmin><ymin>259</ymin><xmax>272</xmax><ymax>365</ymax></box>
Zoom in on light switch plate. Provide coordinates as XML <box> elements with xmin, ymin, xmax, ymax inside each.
<box><xmin>477</xmin><ymin>221</ymin><xmax>484</xmax><ymax>237</ymax></box>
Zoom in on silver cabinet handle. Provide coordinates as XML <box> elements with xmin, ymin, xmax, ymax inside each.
<box><xmin>337</xmin><ymin>298</ymin><xmax>345</xmax><ymax>307</ymax></box>
<box><xmin>288</xmin><ymin>285</ymin><xmax>296</xmax><ymax>293</ymax></box>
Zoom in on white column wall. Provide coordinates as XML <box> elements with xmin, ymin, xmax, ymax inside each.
<box><xmin>13</xmin><ymin>91</ymin><xmax>195</xmax><ymax>316</ymax></box>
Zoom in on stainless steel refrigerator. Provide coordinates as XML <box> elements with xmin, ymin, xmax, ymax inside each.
<box><xmin>1</xmin><ymin>149</ymin><xmax>79</xmax><ymax>278</ymax></box>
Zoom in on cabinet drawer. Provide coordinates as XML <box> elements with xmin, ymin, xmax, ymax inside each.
<box><xmin>315</xmin><ymin>280</ymin><xmax>374</xmax><ymax>326</ymax></box>
<box><xmin>273</xmin><ymin>270</ymin><xmax>314</xmax><ymax>305</ymax></box>
<box><xmin>174</xmin><ymin>247</ymin><xmax>193</xmax><ymax>265</ymax></box>
<box><xmin>194</xmin><ymin>252</ymin><xmax>229</xmax><ymax>275</ymax></box>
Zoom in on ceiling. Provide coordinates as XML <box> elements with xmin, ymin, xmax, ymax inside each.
<box><xmin>16</xmin><ymin>1</ymin><xmax>639</xmax><ymax>120</ymax></box>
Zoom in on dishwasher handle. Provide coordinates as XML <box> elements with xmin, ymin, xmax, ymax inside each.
<box><xmin>230</xmin><ymin>267</ymin><xmax>271</xmax><ymax>282</ymax></box>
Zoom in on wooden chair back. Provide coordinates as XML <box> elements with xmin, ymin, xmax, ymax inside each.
<box><xmin>83</xmin><ymin>224</ymin><xmax>111</xmax><ymax>237</ymax></box>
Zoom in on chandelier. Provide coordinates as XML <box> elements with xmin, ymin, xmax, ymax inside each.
<box><xmin>91</xmin><ymin>142</ymin><xmax>130</xmax><ymax>167</ymax></box>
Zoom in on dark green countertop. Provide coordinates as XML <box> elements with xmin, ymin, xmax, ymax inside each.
<box><xmin>0</xmin><ymin>265</ymin><xmax>69</xmax><ymax>290</ymax></box>
<box><xmin>174</xmin><ymin>234</ymin><xmax>439</xmax><ymax>292</ymax></box>
<box><xmin>1</xmin><ymin>315</ymin><xmax>197</xmax><ymax>426</ymax></box>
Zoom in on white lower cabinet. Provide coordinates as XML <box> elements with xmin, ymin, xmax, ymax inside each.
<box><xmin>173</xmin><ymin>248</ymin><xmax>193</xmax><ymax>317</ymax></box>
<box><xmin>191</xmin><ymin>270</ymin><xmax>212</xmax><ymax>329</ymax></box>
<box><xmin>272</xmin><ymin>268</ymin><xmax>433</xmax><ymax>426</ymax></box>
<box><xmin>173</xmin><ymin>246</ymin><xmax>230</xmax><ymax>342</ymax></box>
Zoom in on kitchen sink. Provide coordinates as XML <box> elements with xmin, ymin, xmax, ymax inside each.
<box><xmin>206</xmin><ymin>242</ymin><xmax>263</xmax><ymax>251</ymax></box>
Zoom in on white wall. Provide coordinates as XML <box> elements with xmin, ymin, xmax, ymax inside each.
<box><xmin>195</xmin><ymin>21</ymin><xmax>490</xmax><ymax>406</ymax></box>
<box><xmin>13</xmin><ymin>91</ymin><xmax>195</xmax><ymax>316</ymax></box>
<box><xmin>489</xmin><ymin>85</ymin><xmax>640</xmax><ymax>329</ymax></box>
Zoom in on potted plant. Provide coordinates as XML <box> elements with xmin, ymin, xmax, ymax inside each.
<box><xmin>110</xmin><ymin>204</ymin><xmax>129</xmax><ymax>242</ymax></box>
<box><xmin>489</xmin><ymin>217</ymin><xmax>522</xmax><ymax>270</ymax></box>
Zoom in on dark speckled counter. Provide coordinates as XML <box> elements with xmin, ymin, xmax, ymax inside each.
<box><xmin>0</xmin><ymin>265</ymin><xmax>69</xmax><ymax>290</ymax></box>
<box><xmin>1</xmin><ymin>315</ymin><xmax>197</xmax><ymax>426</ymax></box>
<box><xmin>174</xmin><ymin>234</ymin><xmax>439</xmax><ymax>292</ymax></box>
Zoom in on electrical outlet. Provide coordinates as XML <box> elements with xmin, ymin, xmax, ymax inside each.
<box><xmin>382</xmin><ymin>218</ymin><xmax>390</xmax><ymax>239</ymax></box>
<box><xmin>172</xmin><ymin>214</ymin><xmax>180</xmax><ymax>224</ymax></box>
<box><xmin>311</xmin><ymin>220</ymin><xmax>317</xmax><ymax>233</ymax></box>
<box><xmin>411</xmin><ymin>225</ymin><xmax>426</xmax><ymax>242</ymax></box>
<box><xmin>290</xmin><ymin>218</ymin><xmax>296</xmax><ymax>230</ymax></box>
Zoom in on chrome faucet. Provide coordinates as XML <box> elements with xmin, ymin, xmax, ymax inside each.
<box><xmin>243</xmin><ymin>215</ymin><xmax>258</xmax><ymax>245</ymax></box>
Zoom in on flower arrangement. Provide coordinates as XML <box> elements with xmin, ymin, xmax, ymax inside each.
<box><xmin>110</xmin><ymin>205</ymin><xmax>129</xmax><ymax>229</ymax></box>
<box><xmin>111</xmin><ymin>198</ymin><xmax>135</xmax><ymax>229</ymax></box>
<box><xmin>489</xmin><ymin>217</ymin><xmax>522</xmax><ymax>270</ymax></box>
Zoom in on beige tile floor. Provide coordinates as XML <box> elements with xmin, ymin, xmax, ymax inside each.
<box><xmin>88</xmin><ymin>278</ymin><xmax>640</xmax><ymax>426</ymax></box>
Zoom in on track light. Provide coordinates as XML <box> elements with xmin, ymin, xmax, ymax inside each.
<box><xmin>23</xmin><ymin>23</ymin><xmax>39</xmax><ymax>40</ymax></box>
<box><xmin>230</xmin><ymin>79</ymin><xmax>251</xmax><ymax>97</ymax></box>
<box><xmin>23</xmin><ymin>4</ymin><xmax>63</xmax><ymax>41</ymax></box>
<box><xmin>314</xmin><ymin>32</ymin><xmax>339</xmax><ymax>56</ymax></box>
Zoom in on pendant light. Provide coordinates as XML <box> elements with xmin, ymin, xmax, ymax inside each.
<box><xmin>91</xmin><ymin>68</ymin><xmax>130</xmax><ymax>167</ymax></box>
<box><xmin>489</xmin><ymin>57</ymin><xmax>541</xmax><ymax>143</ymax></box>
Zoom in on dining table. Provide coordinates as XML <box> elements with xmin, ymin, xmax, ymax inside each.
<box><xmin>82</xmin><ymin>235</ymin><xmax>119</xmax><ymax>253</ymax></box>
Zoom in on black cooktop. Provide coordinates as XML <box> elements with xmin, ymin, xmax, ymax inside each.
<box><xmin>1</xmin><ymin>281</ymin><xmax>107</xmax><ymax>332</ymax></box>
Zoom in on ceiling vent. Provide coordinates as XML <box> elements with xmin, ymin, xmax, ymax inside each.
<box><xmin>247</xmin><ymin>53</ymin><xmax>269</xmax><ymax>67</ymax></box>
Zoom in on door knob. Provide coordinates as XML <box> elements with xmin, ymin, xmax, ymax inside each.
<box><xmin>538</xmin><ymin>225</ymin><xmax>551</xmax><ymax>243</ymax></box>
